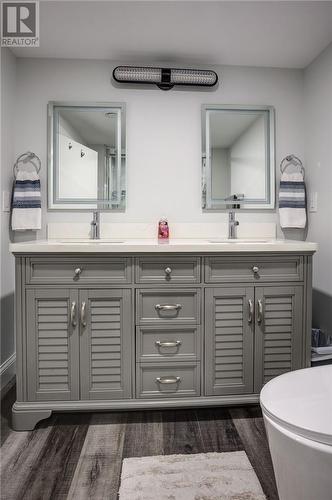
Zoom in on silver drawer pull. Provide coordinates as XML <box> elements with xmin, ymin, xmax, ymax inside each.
<box><xmin>155</xmin><ymin>304</ymin><xmax>182</xmax><ymax>311</ymax></box>
<box><xmin>252</xmin><ymin>266</ymin><xmax>259</xmax><ymax>275</ymax></box>
<box><xmin>156</xmin><ymin>376</ymin><xmax>181</xmax><ymax>384</ymax></box>
<box><xmin>80</xmin><ymin>301</ymin><xmax>87</xmax><ymax>328</ymax></box>
<box><xmin>70</xmin><ymin>301</ymin><xmax>77</xmax><ymax>328</ymax></box>
<box><xmin>74</xmin><ymin>267</ymin><xmax>83</xmax><ymax>278</ymax></box>
<box><xmin>248</xmin><ymin>299</ymin><xmax>253</xmax><ymax>324</ymax></box>
<box><xmin>155</xmin><ymin>340</ymin><xmax>182</xmax><ymax>348</ymax></box>
<box><xmin>257</xmin><ymin>299</ymin><xmax>263</xmax><ymax>324</ymax></box>
<box><xmin>164</xmin><ymin>267</ymin><xmax>172</xmax><ymax>275</ymax></box>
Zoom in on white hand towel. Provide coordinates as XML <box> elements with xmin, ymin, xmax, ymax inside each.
<box><xmin>11</xmin><ymin>169</ymin><xmax>41</xmax><ymax>231</ymax></box>
<box><xmin>279</xmin><ymin>172</ymin><xmax>306</xmax><ymax>229</ymax></box>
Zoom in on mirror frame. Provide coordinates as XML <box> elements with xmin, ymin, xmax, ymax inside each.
<box><xmin>201</xmin><ymin>104</ymin><xmax>275</xmax><ymax>210</ymax></box>
<box><xmin>47</xmin><ymin>101</ymin><xmax>126</xmax><ymax>211</ymax></box>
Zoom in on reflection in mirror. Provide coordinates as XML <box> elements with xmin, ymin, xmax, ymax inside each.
<box><xmin>202</xmin><ymin>105</ymin><xmax>275</xmax><ymax>210</ymax></box>
<box><xmin>48</xmin><ymin>102</ymin><xmax>126</xmax><ymax>210</ymax></box>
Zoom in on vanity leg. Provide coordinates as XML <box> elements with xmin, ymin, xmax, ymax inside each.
<box><xmin>12</xmin><ymin>403</ymin><xmax>52</xmax><ymax>431</ymax></box>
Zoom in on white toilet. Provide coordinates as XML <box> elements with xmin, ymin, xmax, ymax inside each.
<box><xmin>260</xmin><ymin>365</ymin><xmax>332</xmax><ymax>500</ymax></box>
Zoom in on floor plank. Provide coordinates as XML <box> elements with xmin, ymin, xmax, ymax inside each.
<box><xmin>1</xmin><ymin>418</ymin><xmax>57</xmax><ymax>500</ymax></box>
<box><xmin>230</xmin><ymin>406</ymin><xmax>279</xmax><ymax>500</ymax></box>
<box><xmin>122</xmin><ymin>410</ymin><xmax>163</xmax><ymax>458</ymax></box>
<box><xmin>195</xmin><ymin>406</ymin><xmax>244</xmax><ymax>453</ymax></box>
<box><xmin>12</xmin><ymin>413</ymin><xmax>90</xmax><ymax>500</ymax></box>
<box><xmin>67</xmin><ymin>412</ymin><xmax>126</xmax><ymax>500</ymax></box>
<box><xmin>162</xmin><ymin>408</ymin><xmax>204</xmax><ymax>455</ymax></box>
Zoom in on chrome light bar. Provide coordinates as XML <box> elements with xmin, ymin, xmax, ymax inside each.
<box><xmin>113</xmin><ymin>66</ymin><xmax>218</xmax><ymax>90</ymax></box>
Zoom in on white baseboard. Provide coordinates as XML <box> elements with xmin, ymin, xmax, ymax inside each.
<box><xmin>0</xmin><ymin>353</ymin><xmax>16</xmax><ymax>392</ymax></box>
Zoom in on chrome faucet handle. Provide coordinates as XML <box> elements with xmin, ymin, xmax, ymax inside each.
<box><xmin>92</xmin><ymin>210</ymin><xmax>99</xmax><ymax>222</ymax></box>
<box><xmin>91</xmin><ymin>211</ymin><xmax>100</xmax><ymax>239</ymax></box>
<box><xmin>225</xmin><ymin>193</ymin><xmax>245</xmax><ymax>201</ymax></box>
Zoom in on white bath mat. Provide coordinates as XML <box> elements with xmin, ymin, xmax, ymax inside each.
<box><xmin>118</xmin><ymin>450</ymin><xmax>266</xmax><ymax>500</ymax></box>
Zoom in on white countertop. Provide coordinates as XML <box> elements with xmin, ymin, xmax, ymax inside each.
<box><xmin>9</xmin><ymin>238</ymin><xmax>317</xmax><ymax>253</ymax></box>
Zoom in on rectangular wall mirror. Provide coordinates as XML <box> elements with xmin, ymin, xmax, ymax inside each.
<box><xmin>48</xmin><ymin>102</ymin><xmax>126</xmax><ymax>210</ymax></box>
<box><xmin>202</xmin><ymin>104</ymin><xmax>275</xmax><ymax>210</ymax></box>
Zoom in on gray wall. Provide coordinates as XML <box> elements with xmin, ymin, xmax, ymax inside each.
<box><xmin>304</xmin><ymin>42</ymin><xmax>332</xmax><ymax>334</ymax></box>
<box><xmin>1</xmin><ymin>48</ymin><xmax>16</xmax><ymax>369</ymax></box>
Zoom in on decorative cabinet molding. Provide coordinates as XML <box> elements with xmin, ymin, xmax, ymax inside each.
<box><xmin>253</xmin><ymin>285</ymin><xmax>303</xmax><ymax>392</ymax></box>
<box><xmin>12</xmin><ymin>252</ymin><xmax>313</xmax><ymax>431</ymax></box>
<box><xmin>26</xmin><ymin>288</ymin><xmax>132</xmax><ymax>403</ymax></box>
<box><xmin>205</xmin><ymin>287</ymin><xmax>254</xmax><ymax>396</ymax></box>
<box><xmin>26</xmin><ymin>288</ymin><xmax>80</xmax><ymax>401</ymax></box>
<box><xmin>79</xmin><ymin>289</ymin><xmax>132</xmax><ymax>400</ymax></box>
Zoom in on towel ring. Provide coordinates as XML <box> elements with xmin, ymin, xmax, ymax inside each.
<box><xmin>13</xmin><ymin>151</ymin><xmax>41</xmax><ymax>178</ymax></box>
<box><xmin>280</xmin><ymin>154</ymin><xmax>305</xmax><ymax>178</ymax></box>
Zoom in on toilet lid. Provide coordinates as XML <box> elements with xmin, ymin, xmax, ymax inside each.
<box><xmin>260</xmin><ymin>365</ymin><xmax>332</xmax><ymax>446</ymax></box>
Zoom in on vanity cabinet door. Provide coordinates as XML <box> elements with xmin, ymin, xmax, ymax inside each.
<box><xmin>26</xmin><ymin>288</ymin><xmax>80</xmax><ymax>401</ymax></box>
<box><xmin>254</xmin><ymin>286</ymin><xmax>303</xmax><ymax>392</ymax></box>
<box><xmin>79</xmin><ymin>289</ymin><xmax>132</xmax><ymax>400</ymax></box>
<box><xmin>205</xmin><ymin>287</ymin><xmax>254</xmax><ymax>396</ymax></box>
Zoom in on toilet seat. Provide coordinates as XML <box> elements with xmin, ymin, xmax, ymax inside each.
<box><xmin>260</xmin><ymin>365</ymin><xmax>332</xmax><ymax>447</ymax></box>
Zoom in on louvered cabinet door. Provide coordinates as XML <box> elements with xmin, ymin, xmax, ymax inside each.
<box><xmin>254</xmin><ymin>286</ymin><xmax>303</xmax><ymax>392</ymax></box>
<box><xmin>205</xmin><ymin>287</ymin><xmax>254</xmax><ymax>396</ymax></box>
<box><xmin>26</xmin><ymin>289</ymin><xmax>79</xmax><ymax>401</ymax></box>
<box><xmin>79</xmin><ymin>289</ymin><xmax>132</xmax><ymax>400</ymax></box>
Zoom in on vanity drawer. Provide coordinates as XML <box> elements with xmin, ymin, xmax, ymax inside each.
<box><xmin>136</xmin><ymin>257</ymin><xmax>200</xmax><ymax>284</ymax></box>
<box><xmin>136</xmin><ymin>289</ymin><xmax>200</xmax><ymax>324</ymax></box>
<box><xmin>136</xmin><ymin>362</ymin><xmax>200</xmax><ymax>398</ymax></box>
<box><xmin>205</xmin><ymin>256</ymin><xmax>303</xmax><ymax>283</ymax></box>
<box><xmin>136</xmin><ymin>325</ymin><xmax>200</xmax><ymax>362</ymax></box>
<box><xmin>26</xmin><ymin>257</ymin><xmax>132</xmax><ymax>284</ymax></box>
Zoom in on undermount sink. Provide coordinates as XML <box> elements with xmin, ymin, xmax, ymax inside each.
<box><xmin>57</xmin><ymin>239</ymin><xmax>125</xmax><ymax>244</ymax></box>
<box><xmin>208</xmin><ymin>239</ymin><xmax>269</xmax><ymax>244</ymax></box>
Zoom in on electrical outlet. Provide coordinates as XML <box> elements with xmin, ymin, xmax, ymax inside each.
<box><xmin>309</xmin><ymin>192</ymin><xmax>318</xmax><ymax>213</ymax></box>
<box><xmin>2</xmin><ymin>191</ymin><xmax>11</xmax><ymax>212</ymax></box>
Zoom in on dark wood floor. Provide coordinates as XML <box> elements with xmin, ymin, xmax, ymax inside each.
<box><xmin>1</xmin><ymin>386</ymin><xmax>278</xmax><ymax>500</ymax></box>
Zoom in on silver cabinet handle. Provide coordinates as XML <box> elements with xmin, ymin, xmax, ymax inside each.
<box><xmin>155</xmin><ymin>304</ymin><xmax>182</xmax><ymax>311</ymax></box>
<box><xmin>80</xmin><ymin>301</ymin><xmax>87</xmax><ymax>328</ymax></box>
<box><xmin>257</xmin><ymin>299</ymin><xmax>263</xmax><ymax>324</ymax></box>
<box><xmin>70</xmin><ymin>301</ymin><xmax>77</xmax><ymax>327</ymax></box>
<box><xmin>156</xmin><ymin>376</ymin><xmax>181</xmax><ymax>384</ymax></box>
<box><xmin>164</xmin><ymin>267</ymin><xmax>172</xmax><ymax>275</ymax></box>
<box><xmin>155</xmin><ymin>340</ymin><xmax>182</xmax><ymax>348</ymax></box>
<box><xmin>252</xmin><ymin>266</ymin><xmax>259</xmax><ymax>275</ymax></box>
<box><xmin>74</xmin><ymin>267</ymin><xmax>83</xmax><ymax>278</ymax></box>
<box><xmin>248</xmin><ymin>299</ymin><xmax>253</xmax><ymax>324</ymax></box>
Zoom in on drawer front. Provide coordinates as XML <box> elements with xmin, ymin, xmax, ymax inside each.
<box><xmin>137</xmin><ymin>363</ymin><xmax>200</xmax><ymax>398</ymax></box>
<box><xmin>26</xmin><ymin>257</ymin><xmax>132</xmax><ymax>284</ymax></box>
<box><xmin>136</xmin><ymin>326</ymin><xmax>200</xmax><ymax>362</ymax></box>
<box><xmin>136</xmin><ymin>257</ymin><xmax>200</xmax><ymax>284</ymax></box>
<box><xmin>137</xmin><ymin>289</ymin><xmax>200</xmax><ymax>324</ymax></box>
<box><xmin>205</xmin><ymin>256</ymin><xmax>303</xmax><ymax>283</ymax></box>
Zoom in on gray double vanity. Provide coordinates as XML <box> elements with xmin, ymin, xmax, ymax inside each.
<box><xmin>10</xmin><ymin>240</ymin><xmax>315</xmax><ymax>430</ymax></box>
<box><xmin>10</xmin><ymin>101</ymin><xmax>316</xmax><ymax>430</ymax></box>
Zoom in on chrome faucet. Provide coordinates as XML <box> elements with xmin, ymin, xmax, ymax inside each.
<box><xmin>228</xmin><ymin>210</ymin><xmax>239</xmax><ymax>239</ymax></box>
<box><xmin>91</xmin><ymin>211</ymin><xmax>100</xmax><ymax>240</ymax></box>
<box><xmin>225</xmin><ymin>193</ymin><xmax>243</xmax><ymax>239</ymax></box>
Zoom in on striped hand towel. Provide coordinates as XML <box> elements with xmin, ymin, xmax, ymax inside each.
<box><xmin>11</xmin><ymin>169</ymin><xmax>41</xmax><ymax>230</ymax></box>
<box><xmin>279</xmin><ymin>172</ymin><xmax>306</xmax><ymax>229</ymax></box>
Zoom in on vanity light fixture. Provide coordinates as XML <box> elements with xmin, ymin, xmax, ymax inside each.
<box><xmin>113</xmin><ymin>66</ymin><xmax>218</xmax><ymax>90</ymax></box>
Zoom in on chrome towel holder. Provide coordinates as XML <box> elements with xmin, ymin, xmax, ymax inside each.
<box><xmin>280</xmin><ymin>154</ymin><xmax>305</xmax><ymax>178</ymax></box>
<box><xmin>13</xmin><ymin>151</ymin><xmax>41</xmax><ymax>178</ymax></box>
